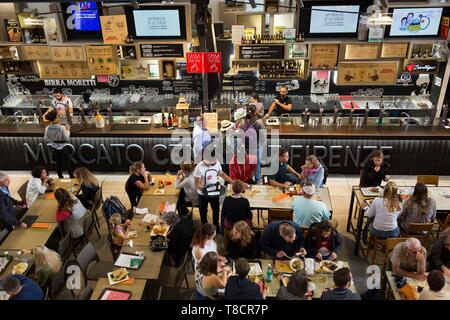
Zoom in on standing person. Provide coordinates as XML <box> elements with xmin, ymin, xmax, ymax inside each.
<box><xmin>44</xmin><ymin>88</ymin><xmax>73</xmax><ymax>119</ymax></box>
<box><xmin>398</xmin><ymin>182</ymin><xmax>436</xmax><ymax>232</ymax></box>
<box><xmin>26</xmin><ymin>167</ymin><xmax>52</xmax><ymax>208</ymax></box>
<box><xmin>244</xmin><ymin>104</ymin><xmax>266</xmax><ymax>183</ymax></box>
<box><xmin>249</xmin><ymin>93</ymin><xmax>264</xmax><ymax>118</ymax></box>
<box><xmin>292</xmin><ymin>184</ymin><xmax>330</xmax><ymax>228</ymax></box>
<box><xmin>0</xmin><ymin>275</ymin><xmax>44</xmax><ymax>300</ymax></box>
<box><xmin>43</xmin><ymin>110</ymin><xmax>74</xmax><ymax>179</ymax></box>
<box><xmin>229</xmin><ymin>143</ymin><xmax>257</xmax><ymax>185</ymax></box>
<box><xmin>125</xmin><ymin>161</ymin><xmax>151</xmax><ymax>208</ymax></box>
<box><xmin>360</xmin><ymin>150</ymin><xmax>390</xmax><ymax>188</ymax></box>
<box><xmin>54</xmin><ymin>188</ymin><xmax>86</xmax><ymax>238</ymax></box>
<box><xmin>221</xmin><ymin>180</ymin><xmax>252</xmax><ymax>238</ymax></box>
<box><xmin>192</xmin><ymin>115</ymin><xmax>212</xmax><ymax>161</ymax></box>
<box><xmin>0</xmin><ymin>172</ymin><xmax>27</xmax><ymax>230</ymax></box>
<box><xmin>194</xmin><ymin>152</ymin><xmax>233</xmax><ymax>228</ymax></box>
<box><xmin>365</xmin><ymin>181</ymin><xmax>402</xmax><ymax>240</ymax></box>
<box><xmin>268</xmin><ymin>148</ymin><xmax>302</xmax><ymax>188</ymax></box>
<box><xmin>225</xmin><ymin>258</ymin><xmax>268</xmax><ymax>300</ymax></box>
<box><xmin>265</xmin><ymin>86</ymin><xmax>293</xmax><ymax>117</ymax></box>
<box><xmin>19</xmin><ymin>245</ymin><xmax>62</xmax><ymax>288</ymax></box>
<box><xmin>175</xmin><ymin>162</ymin><xmax>198</xmax><ymax>217</ymax></box>
<box><xmin>300</xmin><ymin>155</ymin><xmax>325</xmax><ymax>188</ymax></box>
<box><xmin>73</xmin><ymin>167</ymin><xmax>100</xmax><ymax>210</ymax></box>
<box><xmin>320</xmin><ymin>268</ymin><xmax>361</xmax><ymax>300</ymax></box>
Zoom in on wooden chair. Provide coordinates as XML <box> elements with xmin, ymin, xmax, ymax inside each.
<box><xmin>160</xmin><ymin>251</ymin><xmax>190</xmax><ymax>290</ymax></box>
<box><xmin>268</xmin><ymin>209</ymin><xmax>293</xmax><ymax>224</ymax></box>
<box><xmin>416</xmin><ymin>175</ymin><xmax>439</xmax><ymax>186</ymax></box>
<box><xmin>76</xmin><ymin>286</ymin><xmax>93</xmax><ymax>300</ymax></box>
<box><xmin>16</xmin><ymin>180</ymin><xmax>29</xmax><ymax>203</ymax></box>
<box><xmin>437</xmin><ymin>213</ymin><xmax>450</xmax><ymax>232</ymax></box>
<box><xmin>404</xmin><ymin>222</ymin><xmax>435</xmax><ymax>250</ymax></box>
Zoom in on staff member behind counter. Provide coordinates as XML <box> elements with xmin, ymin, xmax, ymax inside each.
<box><xmin>264</xmin><ymin>86</ymin><xmax>293</xmax><ymax>118</ymax></box>
<box><xmin>43</xmin><ymin>88</ymin><xmax>74</xmax><ymax>121</ymax></box>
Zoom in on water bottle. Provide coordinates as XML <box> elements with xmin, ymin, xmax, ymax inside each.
<box><xmin>266</xmin><ymin>264</ymin><xmax>273</xmax><ymax>282</ymax></box>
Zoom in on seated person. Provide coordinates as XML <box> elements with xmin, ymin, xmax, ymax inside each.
<box><xmin>54</xmin><ymin>188</ymin><xmax>87</xmax><ymax>239</ymax></box>
<box><xmin>305</xmin><ymin>221</ymin><xmax>342</xmax><ymax>261</ymax></box>
<box><xmin>277</xmin><ymin>270</ymin><xmax>310</xmax><ymax>300</ymax></box>
<box><xmin>74</xmin><ymin>167</ymin><xmax>100</xmax><ymax>210</ymax></box>
<box><xmin>320</xmin><ymin>267</ymin><xmax>361</xmax><ymax>300</ymax></box>
<box><xmin>125</xmin><ymin>161</ymin><xmax>151</xmax><ymax>208</ymax></box>
<box><xmin>191</xmin><ymin>223</ymin><xmax>226</xmax><ymax>272</ymax></box>
<box><xmin>175</xmin><ymin>162</ymin><xmax>198</xmax><ymax>217</ymax></box>
<box><xmin>221</xmin><ymin>180</ymin><xmax>252</xmax><ymax>234</ymax></box>
<box><xmin>300</xmin><ymin>155</ymin><xmax>325</xmax><ymax>188</ymax></box>
<box><xmin>163</xmin><ymin>211</ymin><xmax>194</xmax><ymax>267</ymax></box>
<box><xmin>0</xmin><ymin>275</ymin><xmax>44</xmax><ymax>300</ymax></box>
<box><xmin>419</xmin><ymin>270</ymin><xmax>450</xmax><ymax>300</ymax></box>
<box><xmin>26</xmin><ymin>167</ymin><xmax>52</xmax><ymax>208</ymax></box>
<box><xmin>109</xmin><ymin>213</ymin><xmax>133</xmax><ymax>251</ymax></box>
<box><xmin>398</xmin><ymin>183</ymin><xmax>436</xmax><ymax>233</ymax></box>
<box><xmin>390</xmin><ymin>238</ymin><xmax>427</xmax><ymax>281</ymax></box>
<box><xmin>225</xmin><ymin>258</ymin><xmax>268</xmax><ymax>300</ymax></box>
<box><xmin>20</xmin><ymin>245</ymin><xmax>62</xmax><ymax>288</ymax></box>
<box><xmin>229</xmin><ymin>146</ymin><xmax>257</xmax><ymax>185</ymax></box>
<box><xmin>195</xmin><ymin>252</ymin><xmax>231</xmax><ymax>300</ymax></box>
<box><xmin>227</xmin><ymin>221</ymin><xmax>258</xmax><ymax>259</ymax></box>
<box><xmin>0</xmin><ymin>172</ymin><xmax>27</xmax><ymax>230</ymax></box>
<box><xmin>293</xmin><ymin>184</ymin><xmax>330</xmax><ymax>228</ymax></box>
<box><xmin>260</xmin><ymin>220</ymin><xmax>306</xmax><ymax>259</ymax></box>
<box><xmin>428</xmin><ymin>228</ymin><xmax>450</xmax><ymax>278</ymax></box>
<box><xmin>359</xmin><ymin>150</ymin><xmax>390</xmax><ymax>188</ymax></box>
<box><xmin>268</xmin><ymin>148</ymin><xmax>302</xmax><ymax>188</ymax></box>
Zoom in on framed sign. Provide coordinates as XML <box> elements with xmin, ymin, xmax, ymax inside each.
<box><xmin>310</xmin><ymin>44</ymin><xmax>339</xmax><ymax>69</ymax></box>
<box><xmin>100</xmin><ymin>15</ymin><xmax>128</xmax><ymax>44</ymax></box>
<box><xmin>38</xmin><ymin>61</ymin><xmax>91</xmax><ymax>79</ymax></box>
<box><xmin>86</xmin><ymin>45</ymin><xmax>118</xmax><ymax>74</ymax></box>
<box><xmin>337</xmin><ymin>61</ymin><xmax>399</xmax><ymax>85</ymax></box>
<box><xmin>239</xmin><ymin>45</ymin><xmax>285</xmax><ymax>60</ymax></box>
<box><xmin>203</xmin><ymin>112</ymin><xmax>218</xmax><ymax>133</ymax></box>
<box><xmin>344</xmin><ymin>43</ymin><xmax>379</xmax><ymax>60</ymax></box>
<box><xmin>381</xmin><ymin>42</ymin><xmax>409</xmax><ymax>58</ymax></box>
<box><xmin>50</xmin><ymin>46</ymin><xmax>85</xmax><ymax>61</ymax></box>
<box><xmin>0</xmin><ymin>46</ymin><xmax>13</xmax><ymax>60</ymax></box>
<box><xmin>22</xmin><ymin>45</ymin><xmax>52</xmax><ymax>60</ymax></box>
<box><xmin>140</xmin><ymin>44</ymin><xmax>184</xmax><ymax>58</ymax></box>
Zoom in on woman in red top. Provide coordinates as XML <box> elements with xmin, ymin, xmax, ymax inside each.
<box><xmin>228</xmin><ymin>143</ymin><xmax>257</xmax><ymax>184</ymax></box>
<box><xmin>54</xmin><ymin>188</ymin><xmax>86</xmax><ymax>238</ymax></box>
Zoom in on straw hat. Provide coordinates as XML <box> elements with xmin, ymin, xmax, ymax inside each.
<box><xmin>220</xmin><ymin>120</ymin><xmax>235</xmax><ymax>131</ymax></box>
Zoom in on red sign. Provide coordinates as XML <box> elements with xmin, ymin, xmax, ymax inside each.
<box><xmin>204</xmin><ymin>52</ymin><xmax>222</xmax><ymax>73</ymax></box>
<box><xmin>186</xmin><ymin>52</ymin><xmax>204</xmax><ymax>74</ymax></box>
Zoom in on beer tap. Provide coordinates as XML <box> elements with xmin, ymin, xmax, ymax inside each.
<box><xmin>318</xmin><ymin>102</ymin><xmax>324</xmax><ymax>125</ymax></box>
<box><xmin>79</xmin><ymin>105</ymin><xmax>86</xmax><ymax>125</ymax></box>
<box><xmin>363</xmin><ymin>102</ymin><xmax>369</xmax><ymax>125</ymax></box>
<box><xmin>303</xmin><ymin>104</ymin><xmax>310</xmax><ymax>127</ymax></box>
<box><xmin>65</xmin><ymin>101</ymin><xmax>72</xmax><ymax>125</ymax></box>
<box><xmin>37</xmin><ymin>100</ymin><xmax>44</xmax><ymax>124</ymax></box>
<box><xmin>377</xmin><ymin>100</ymin><xmax>385</xmax><ymax>126</ymax></box>
<box><xmin>348</xmin><ymin>102</ymin><xmax>354</xmax><ymax>126</ymax></box>
<box><xmin>107</xmin><ymin>102</ymin><xmax>114</xmax><ymax>125</ymax></box>
<box><xmin>441</xmin><ymin>104</ymin><xmax>449</xmax><ymax>126</ymax></box>
<box><xmin>332</xmin><ymin>102</ymin><xmax>339</xmax><ymax>125</ymax></box>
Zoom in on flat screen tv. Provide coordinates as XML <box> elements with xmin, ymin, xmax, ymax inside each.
<box><xmin>125</xmin><ymin>5</ymin><xmax>187</xmax><ymax>40</ymax></box>
<box><xmin>61</xmin><ymin>1</ymin><xmax>103</xmax><ymax>40</ymax></box>
<box><xmin>388</xmin><ymin>7</ymin><xmax>443</xmax><ymax>37</ymax></box>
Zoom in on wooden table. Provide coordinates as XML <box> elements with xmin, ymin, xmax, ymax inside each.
<box><xmin>0</xmin><ymin>224</ymin><xmax>57</xmax><ymax>251</ymax></box>
<box><xmin>347</xmin><ymin>186</ymin><xmax>450</xmax><ymax>256</ymax></box>
<box><xmin>0</xmin><ymin>251</ymin><xmax>34</xmax><ymax>280</ymax></box>
<box><xmin>142</xmin><ymin>175</ymin><xmax>179</xmax><ymax>196</ymax></box>
<box><xmin>90</xmin><ymin>277</ymin><xmax>147</xmax><ymax>300</ymax></box>
<box><xmin>385</xmin><ymin>271</ymin><xmax>450</xmax><ymax>300</ymax></box>
<box><xmin>136</xmin><ymin>195</ymin><xmax>179</xmax><ymax>216</ymax></box>
<box><xmin>259</xmin><ymin>259</ymin><xmax>356</xmax><ymax>299</ymax></box>
<box><xmin>115</xmin><ymin>245</ymin><xmax>165</xmax><ymax>280</ymax></box>
<box><xmin>24</xmin><ymin>199</ymin><xmax>57</xmax><ymax>223</ymax></box>
<box><xmin>228</xmin><ymin>185</ymin><xmax>333</xmax><ymax>212</ymax></box>
<box><xmin>38</xmin><ymin>178</ymin><xmax>80</xmax><ymax>199</ymax></box>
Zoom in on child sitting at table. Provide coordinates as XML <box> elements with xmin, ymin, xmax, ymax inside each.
<box><xmin>109</xmin><ymin>213</ymin><xmax>133</xmax><ymax>250</ymax></box>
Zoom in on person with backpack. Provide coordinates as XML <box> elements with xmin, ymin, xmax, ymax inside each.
<box><xmin>194</xmin><ymin>151</ymin><xmax>233</xmax><ymax>229</ymax></box>
<box><xmin>125</xmin><ymin>161</ymin><xmax>152</xmax><ymax>208</ymax></box>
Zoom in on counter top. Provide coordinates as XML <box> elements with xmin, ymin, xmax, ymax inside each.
<box><xmin>0</xmin><ymin>123</ymin><xmax>449</xmax><ymax>139</ymax></box>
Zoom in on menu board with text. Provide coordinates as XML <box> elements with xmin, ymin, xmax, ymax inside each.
<box><xmin>140</xmin><ymin>44</ymin><xmax>184</xmax><ymax>58</ymax></box>
<box><xmin>381</xmin><ymin>43</ymin><xmax>409</xmax><ymax>58</ymax></box>
<box><xmin>239</xmin><ymin>45</ymin><xmax>284</xmax><ymax>60</ymax></box>
<box><xmin>344</xmin><ymin>44</ymin><xmax>379</xmax><ymax>60</ymax></box>
<box><xmin>337</xmin><ymin>61</ymin><xmax>398</xmax><ymax>85</ymax></box>
<box><xmin>86</xmin><ymin>45</ymin><xmax>118</xmax><ymax>75</ymax></box>
<box><xmin>100</xmin><ymin>15</ymin><xmax>128</xmax><ymax>44</ymax></box>
<box><xmin>310</xmin><ymin>44</ymin><xmax>339</xmax><ymax>69</ymax></box>
<box><xmin>22</xmin><ymin>45</ymin><xmax>52</xmax><ymax>60</ymax></box>
<box><xmin>203</xmin><ymin>112</ymin><xmax>218</xmax><ymax>133</ymax></box>
<box><xmin>50</xmin><ymin>46</ymin><xmax>86</xmax><ymax>61</ymax></box>
<box><xmin>38</xmin><ymin>61</ymin><xmax>91</xmax><ymax>79</ymax></box>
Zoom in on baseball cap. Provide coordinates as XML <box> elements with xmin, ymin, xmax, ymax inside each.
<box><xmin>303</xmin><ymin>184</ymin><xmax>316</xmax><ymax>195</ymax></box>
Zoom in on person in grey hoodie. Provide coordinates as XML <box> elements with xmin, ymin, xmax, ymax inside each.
<box><xmin>44</xmin><ymin>110</ymin><xmax>74</xmax><ymax>178</ymax></box>
<box><xmin>320</xmin><ymin>267</ymin><xmax>361</xmax><ymax>300</ymax></box>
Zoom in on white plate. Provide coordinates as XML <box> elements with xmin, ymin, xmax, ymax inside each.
<box><xmin>248</xmin><ymin>263</ymin><xmax>263</xmax><ymax>276</ymax></box>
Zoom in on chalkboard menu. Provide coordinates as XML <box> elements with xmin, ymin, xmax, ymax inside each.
<box><xmin>239</xmin><ymin>45</ymin><xmax>285</xmax><ymax>60</ymax></box>
<box><xmin>140</xmin><ymin>44</ymin><xmax>184</xmax><ymax>58</ymax></box>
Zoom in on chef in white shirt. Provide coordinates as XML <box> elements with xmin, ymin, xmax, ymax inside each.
<box><xmin>44</xmin><ymin>88</ymin><xmax>73</xmax><ymax>120</ymax></box>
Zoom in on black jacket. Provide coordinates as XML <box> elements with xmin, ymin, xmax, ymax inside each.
<box><xmin>76</xmin><ymin>183</ymin><xmax>99</xmax><ymax>209</ymax></box>
<box><xmin>225</xmin><ymin>276</ymin><xmax>262</xmax><ymax>300</ymax></box>
<box><xmin>0</xmin><ymin>190</ymin><xmax>21</xmax><ymax>229</ymax></box>
<box><xmin>305</xmin><ymin>228</ymin><xmax>342</xmax><ymax>259</ymax></box>
<box><xmin>227</xmin><ymin>235</ymin><xmax>259</xmax><ymax>259</ymax></box>
<box><xmin>320</xmin><ymin>288</ymin><xmax>361</xmax><ymax>300</ymax></box>
<box><xmin>260</xmin><ymin>220</ymin><xmax>304</xmax><ymax>258</ymax></box>
<box><xmin>428</xmin><ymin>238</ymin><xmax>450</xmax><ymax>271</ymax></box>
<box><xmin>167</xmin><ymin>217</ymin><xmax>194</xmax><ymax>267</ymax></box>
<box><xmin>360</xmin><ymin>160</ymin><xmax>389</xmax><ymax>188</ymax></box>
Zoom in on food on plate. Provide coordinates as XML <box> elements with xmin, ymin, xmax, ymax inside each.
<box><xmin>315</xmin><ymin>260</ymin><xmax>339</xmax><ymax>273</ymax></box>
<box><xmin>289</xmin><ymin>258</ymin><xmax>304</xmax><ymax>272</ymax></box>
<box><xmin>275</xmin><ymin>260</ymin><xmax>293</xmax><ymax>273</ymax></box>
<box><xmin>369</xmin><ymin>187</ymin><xmax>379</xmax><ymax>193</ymax></box>
<box><xmin>158</xmin><ymin>180</ymin><xmax>165</xmax><ymax>189</ymax></box>
<box><xmin>165</xmin><ymin>180</ymin><xmax>172</xmax><ymax>186</ymax></box>
<box><xmin>152</xmin><ymin>224</ymin><xmax>167</xmax><ymax>235</ymax></box>
<box><xmin>12</xmin><ymin>262</ymin><xmax>28</xmax><ymax>275</ymax></box>
<box><xmin>111</xmin><ymin>268</ymin><xmax>128</xmax><ymax>282</ymax></box>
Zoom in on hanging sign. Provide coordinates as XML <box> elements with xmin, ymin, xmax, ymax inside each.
<box><xmin>204</xmin><ymin>52</ymin><xmax>222</xmax><ymax>73</ymax></box>
<box><xmin>186</xmin><ymin>52</ymin><xmax>204</xmax><ymax>74</ymax></box>
<box><xmin>100</xmin><ymin>15</ymin><xmax>128</xmax><ymax>44</ymax></box>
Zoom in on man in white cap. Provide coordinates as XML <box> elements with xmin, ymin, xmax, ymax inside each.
<box><xmin>292</xmin><ymin>183</ymin><xmax>330</xmax><ymax>228</ymax></box>
<box><xmin>390</xmin><ymin>237</ymin><xmax>427</xmax><ymax>281</ymax></box>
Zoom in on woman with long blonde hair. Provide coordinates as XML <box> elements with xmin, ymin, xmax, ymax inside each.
<box><xmin>300</xmin><ymin>155</ymin><xmax>325</xmax><ymax>188</ymax></box>
<box><xmin>21</xmin><ymin>245</ymin><xmax>62</xmax><ymax>287</ymax></box>
<box><xmin>227</xmin><ymin>220</ymin><xmax>258</xmax><ymax>259</ymax></box>
<box><xmin>365</xmin><ymin>181</ymin><xmax>402</xmax><ymax>239</ymax></box>
<box><xmin>74</xmin><ymin>167</ymin><xmax>99</xmax><ymax>209</ymax></box>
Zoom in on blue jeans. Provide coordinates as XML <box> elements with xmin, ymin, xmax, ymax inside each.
<box><xmin>195</xmin><ymin>290</ymin><xmax>206</xmax><ymax>300</ymax></box>
<box><xmin>286</xmin><ymin>173</ymin><xmax>301</xmax><ymax>184</ymax></box>
<box><xmin>369</xmin><ymin>224</ymin><xmax>401</xmax><ymax>239</ymax></box>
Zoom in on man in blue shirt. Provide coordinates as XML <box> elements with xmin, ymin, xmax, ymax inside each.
<box><xmin>260</xmin><ymin>220</ymin><xmax>307</xmax><ymax>259</ymax></box>
<box><xmin>293</xmin><ymin>184</ymin><xmax>330</xmax><ymax>228</ymax></box>
<box><xmin>0</xmin><ymin>172</ymin><xmax>27</xmax><ymax>230</ymax></box>
<box><xmin>225</xmin><ymin>258</ymin><xmax>268</xmax><ymax>300</ymax></box>
<box><xmin>268</xmin><ymin>148</ymin><xmax>301</xmax><ymax>188</ymax></box>
<box><xmin>0</xmin><ymin>275</ymin><xmax>44</xmax><ymax>300</ymax></box>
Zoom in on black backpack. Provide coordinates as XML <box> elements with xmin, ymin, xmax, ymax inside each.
<box><xmin>318</xmin><ymin>159</ymin><xmax>328</xmax><ymax>185</ymax></box>
<box><xmin>103</xmin><ymin>196</ymin><xmax>133</xmax><ymax>222</ymax></box>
